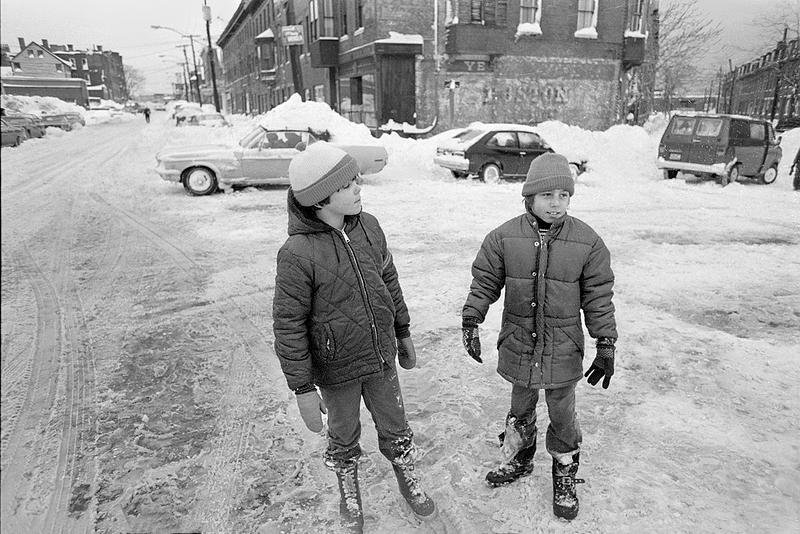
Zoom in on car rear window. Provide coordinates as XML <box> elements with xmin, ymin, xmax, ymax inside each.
<box><xmin>670</xmin><ymin>117</ymin><xmax>696</xmax><ymax>135</ymax></box>
<box><xmin>695</xmin><ymin>118</ymin><xmax>723</xmax><ymax>137</ymax></box>
<box><xmin>518</xmin><ymin>131</ymin><xmax>545</xmax><ymax>149</ymax></box>
<box><xmin>749</xmin><ymin>122</ymin><xmax>765</xmax><ymax>140</ymax></box>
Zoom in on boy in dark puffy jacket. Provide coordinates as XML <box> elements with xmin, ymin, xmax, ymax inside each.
<box><xmin>461</xmin><ymin>152</ymin><xmax>617</xmax><ymax>520</ymax></box>
<box><xmin>272</xmin><ymin>142</ymin><xmax>436</xmax><ymax>532</ymax></box>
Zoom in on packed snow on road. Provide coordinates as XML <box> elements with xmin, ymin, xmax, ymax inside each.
<box><xmin>1</xmin><ymin>94</ymin><xmax>798</xmax><ymax>534</ymax></box>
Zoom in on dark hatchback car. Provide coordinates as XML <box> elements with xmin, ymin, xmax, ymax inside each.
<box><xmin>656</xmin><ymin>113</ymin><xmax>782</xmax><ymax>186</ymax></box>
<box><xmin>434</xmin><ymin>123</ymin><xmax>585</xmax><ymax>182</ymax></box>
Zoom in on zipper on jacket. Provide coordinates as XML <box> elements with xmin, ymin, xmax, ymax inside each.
<box><xmin>338</xmin><ymin>228</ymin><xmax>386</xmax><ymax>366</ymax></box>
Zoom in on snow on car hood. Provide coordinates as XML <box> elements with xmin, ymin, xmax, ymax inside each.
<box><xmin>156</xmin><ymin>144</ymin><xmax>233</xmax><ymax>160</ymax></box>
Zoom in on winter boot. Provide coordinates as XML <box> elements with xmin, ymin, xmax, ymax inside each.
<box><xmin>391</xmin><ymin>461</ymin><xmax>437</xmax><ymax>520</ymax></box>
<box><xmin>486</xmin><ymin>415</ymin><xmax>537</xmax><ymax>487</ymax></box>
<box><xmin>552</xmin><ymin>453</ymin><xmax>584</xmax><ymax>520</ymax></box>
<box><xmin>335</xmin><ymin>460</ymin><xmax>364</xmax><ymax>533</ymax></box>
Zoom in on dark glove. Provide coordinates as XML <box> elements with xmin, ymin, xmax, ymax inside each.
<box><xmin>462</xmin><ymin>319</ymin><xmax>482</xmax><ymax>363</ymax></box>
<box><xmin>585</xmin><ymin>338</ymin><xmax>615</xmax><ymax>389</ymax></box>
<box><xmin>296</xmin><ymin>389</ymin><xmax>327</xmax><ymax>432</ymax></box>
<box><xmin>397</xmin><ymin>336</ymin><xmax>417</xmax><ymax>369</ymax></box>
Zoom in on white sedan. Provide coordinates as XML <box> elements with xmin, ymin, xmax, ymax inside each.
<box><xmin>155</xmin><ymin>126</ymin><xmax>388</xmax><ymax>196</ymax></box>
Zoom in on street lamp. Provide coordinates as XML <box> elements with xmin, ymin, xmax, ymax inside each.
<box><xmin>151</xmin><ymin>25</ymin><xmax>203</xmax><ymax>105</ymax></box>
<box><xmin>202</xmin><ymin>1</ymin><xmax>222</xmax><ymax>112</ymax></box>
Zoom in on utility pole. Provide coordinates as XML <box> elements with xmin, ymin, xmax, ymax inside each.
<box><xmin>202</xmin><ymin>1</ymin><xmax>221</xmax><ymax>112</ymax></box>
<box><xmin>285</xmin><ymin>0</ymin><xmax>305</xmax><ymax>100</ymax></box>
<box><xmin>178</xmin><ymin>45</ymin><xmax>192</xmax><ymax>101</ymax></box>
<box><xmin>188</xmin><ymin>35</ymin><xmax>203</xmax><ymax>105</ymax></box>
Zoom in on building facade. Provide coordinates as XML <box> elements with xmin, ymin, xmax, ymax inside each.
<box><xmin>51</xmin><ymin>43</ymin><xmax>128</xmax><ymax>102</ymax></box>
<box><xmin>217</xmin><ymin>0</ymin><xmax>655</xmax><ymax>131</ymax></box>
<box><xmin>720</xmin><ymin>35</ymin><xmax>800</xmax><ymax>124</ymax></box>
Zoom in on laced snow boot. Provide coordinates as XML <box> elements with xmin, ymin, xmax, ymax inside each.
<box><xmin>391</xmin><ymin>461</ymin><xmax>437</xmax><ymax>520</ymax></box>
<box><xmin>552</xmin><ymin>453</ymin><xmax>585</xmax><ymax>520</ymax></box>
<box><xmin>486</xmin><ymin>415</ymin><xmax>537</xmax><ymax>487</ymax></box>
<box><xmin>335</xmin><ymin>460</ymin><xmax>364</xmax><ymax>533</ymax></box>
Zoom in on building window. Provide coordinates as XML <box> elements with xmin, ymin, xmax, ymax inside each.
<box><xmin>323</xmin><ymin>0</ymin><xmax>334</xmax><ymax>36</ymax></box>
<box><xmin>575</xmin><ymin>0</ymin><xmax>598</xmax><ymax>39</ymax></box>
<box><xmin>340</xmin><ymin>0</ymin><xmax>348</xmax><ymax>34</ymax></box>
<box><xmin>470</xmin><ymin>0</ymin><xmax>483</xmax><ymax>23</ymax></box>
<box><xmin>81</xmin><ymin>58</ymin><xmax>88</xmax><ymax>69</ymax></box>
<box><xmin>12</xmin><ymin>62</ymin><xmax>22</xmax><ymax>71</ymax></box>
<box><xmin>355</xmin><ymin>0</ymin><xmax>364</xmax><ymax>29</ymax></box>
<box><xmin>56</xmin><ymin>63</ymin><xmax>63</xmax><ymax>72</ymax></box>
<box><xmin>27</xmin><ymin>49</ymin><xmax>35</xmax><ymax>57</ymax></box>
<box><xmin>628</xmin><ymin>0</ymin><xmax>645</xmax><ymax>33</ymax></box>
<box><xmin>516</xmin><ymin>0</ymin><xmax>542</xmax><ymax>36</ymax></box>
<box><xmin>314</xmin><ymin>84</ymin><xmax>324</xmax><ymax>101</ymax></box>
<box><xmin>37</xmin><ymin>50</ymin><xmax>44</xmax><ymax>58</ymax></box>
<box><xmin>70</xmin><ymin>58</ymin><xmax>76</xmax><ymax>68</ymax></box>
<box><xmin>309</xmin><ymin>0</ymin><xmax>319</xmax><ymax>41</ymax></box>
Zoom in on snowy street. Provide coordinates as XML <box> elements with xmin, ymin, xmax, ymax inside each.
<box><xmin>1</xmin><ymin>105</ymin><xmax>799</xmax><ymax>534</ymax></box>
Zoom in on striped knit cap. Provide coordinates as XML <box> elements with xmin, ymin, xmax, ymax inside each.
<box><xmin>521</xmin><ymin>152</ymin><xmax>575</xmax><ymax>197</ymax></box>
<box><xmin>289</xmin><ymin>142</ymin><xmax>360</xmax><ymax>206</ymax></box>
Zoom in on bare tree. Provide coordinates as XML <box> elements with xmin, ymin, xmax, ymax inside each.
<box><xmin>123</xmin><ymin>65</ymin><xmax>145</xmax><ymax>100</ymax></box>
<box><xmin>754</xmin><ymin>0</ymin><xmax>800</xmax><ymax>42</ymax></box>
<box><xmin>656</xmin><ymin>0</ymin><xmax>724</xmax><ymax>111</ymax></box>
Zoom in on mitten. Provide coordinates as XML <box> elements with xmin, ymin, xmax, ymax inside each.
<box><xmin>585</xmin><ymin>338</ymin><xmax>615</xmax><ymax>389</ymax></box>
<box><xmin>462</xmin><ymin>319</ymin><xmax>482</xmax><ymax>363</ymax></box>
<box><xmin>397</xmin><ymin>336</ymin><xmax>417</xmax><ymax>369</ymax></box>
<box><xmin>295</xmin><ymin>388</ymin><xmax>327</xmax><ymax>432</ymax></box>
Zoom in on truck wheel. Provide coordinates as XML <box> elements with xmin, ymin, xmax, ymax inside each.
<box><xmin>761</xmin><ymin>165</ymin><xmax>778</xmax><ymax>184</ymax></box>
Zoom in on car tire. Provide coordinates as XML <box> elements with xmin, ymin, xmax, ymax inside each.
<box><xmin>13</xmin><ymin>136</ymin><xmax>22</xmax><ymax>147</ymax></box>
<box><xmin>761</xmin><ymin>165</ymin><xmax>778</xmax><ymax>184</ymax></box>
<box><xmin>451</xmin><ymin>171</ymin><xmax>468</xmax><ymax>179</ymax></box>
<box><xmin>480</xmin><ymin>163</ymin><xmax>502</xmax><ymax>183</ymax></box>
<box><xmin>182</xmin><ymin>167</ymin><xmax>218</xmax><ymax>196</ymax></box>
<box><xmin>720</xmin><ymin>165</ymin><xmax>739</xmax><ymax>186</ymax></box>
<box><xmin>663</xmin><ymin>169</ymin><xmax>678</xmax><ymax>179</ymax></box>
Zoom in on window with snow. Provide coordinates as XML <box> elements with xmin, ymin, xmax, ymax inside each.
<box><xmin>517</xmin><ymin>0</ymin><xmax>542</xmax><ymax>37</ymax></box>
<box><xmin>56</xmin><ymin>63</ymin><xmax>63</xmax><ymax>72</ymax></box>
<box><xmin>27</xmin><ymin>50</ymin><xmax>34</xmax><ymax>58</ymax></box>
<box><xmin>575</xmin><ymin>0</ymin><xmax>598</xmax><ymax>39</ymax></box>
<box><xmin>355</xmin><ymin>0</ymin><xmax>364</xmax><ymax>30</ymax></box>
<box><xmin>37</xmin><ymin>50</ymin><xmax>44</xmax><ymax>58</ymax></box>
<box><xmin>81</xmin><ymin>58</ymin><xmax>88</xmax><ymax>69</ymax></box>
<box><xmin>628</xmin><ymin>0</ymin><xmax>645</xmax><ymax>34</ymax></box>
<box><xmin>470</xmin><ymin>0</ymin><xmax>484</xmax><ymax>23</ymax></box>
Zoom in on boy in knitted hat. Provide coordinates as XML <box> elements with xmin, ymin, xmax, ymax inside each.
<box><xmin>461</xmin><ymin>152</ymin><xmax>617</xmax><ymax>520</ymax></box>
<box><xmin>272</xmin><ymin>142</ymin><xmax>436</xmax><ymax>532</ymax></box>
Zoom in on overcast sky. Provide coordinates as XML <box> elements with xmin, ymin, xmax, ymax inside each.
<box><xmin>0</xmin><ymin>0</ymin><xmax>793</xmax><ymax>95</ymax></box>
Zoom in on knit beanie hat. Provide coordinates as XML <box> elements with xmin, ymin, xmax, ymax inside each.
<box><xmin>289</xmin><ymin>142</ymin><xmax>361</xmax><ymax>206</ymax></box>
<box><xmin>521</xmin><ymin>152</ymin><xmax>575</xmax><ymax>197</ymax></box>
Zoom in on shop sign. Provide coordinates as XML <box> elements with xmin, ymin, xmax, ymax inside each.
<box><xmin>449</xmin><ymin>59</ymin><xmax>492</xmax><ymax>73</ymax></box>
<box><xmin>281</xmin><ymin>25</ymin><xmax>304</xmax><ymax>46</ymax></box>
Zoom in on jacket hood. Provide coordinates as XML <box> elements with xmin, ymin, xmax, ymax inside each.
<box><xmin>286</xmin><ymin>189</ymin><xmax>360</xmax><ymax>236</ymax></box>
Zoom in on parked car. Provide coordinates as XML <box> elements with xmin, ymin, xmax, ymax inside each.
<box><xmin>40</xmin><ymin>112</ymin><xmax>85</xmax><ymax>131</ymax></box>
<box><xmin>656</xmin><ymin>113</ymin><xmax>782</xmax><ymax>186</ymax></box>
<box><xmin>1</xmin><ymin>118</ymin><xmax>27</xmax><ymax>147</ymax></box>
<box><xmin>433</xmin><ymin>123</ymin><xmax>586</xmax><ymax>182</ymax></box>
<box><xmin>3</xmin><ymin>113</ymin><xmax>46</xmax><ymax>139</ymax></box>
<box><xmin>155</xmin><ymin>126</ymin><xmax>388</xmax><ymax>196</ymax></box>
<box><xmin>184</xmin><ymin>113</ymin><xmax>230</xmax><ymax>128</ymax></box>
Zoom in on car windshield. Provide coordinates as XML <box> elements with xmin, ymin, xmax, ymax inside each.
<box><xmin>453</xmin><ymin>129</ymin><xmax>485</xmax><ymax>142</ymax></box>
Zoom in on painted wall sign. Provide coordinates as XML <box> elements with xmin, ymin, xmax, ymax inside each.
<box><xmin>281</xmin><ymin>25</ymin><xmax>304</xmax><ymax>46</ymax></box>
<box><xmin>448</xmin><ymin>60</ymin><xmax>493</xmax><ymax>73</ymax></box>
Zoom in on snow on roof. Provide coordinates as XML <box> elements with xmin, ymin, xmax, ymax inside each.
<box><xmin>375</xmin><ymin>32</ymin><xmax>423</xmax><ymax>45</ymax></box>
<box><xmin>255</xmin><ymin>28</ymin><xmax>275</xmax><ymax>39</ymax></box>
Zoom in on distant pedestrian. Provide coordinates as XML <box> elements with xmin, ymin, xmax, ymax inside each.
<box><xmin>462</xmin><ymin>153</ymin><xmax>618</xmax><ymax>521</ymax></box>
<box><xmin>143</xmin><ymin>107</ymin><xmax>151</xmax><ymax>123</ymax></box>
<box><xmin>791</xmin><ymin>147</ymin><xmax>800</xmax><ymax>191</ymax></box>
<box><xmin>272</xmin><ymin>142</ymin><xmax>437</xmax><ymax>532</ymax></box>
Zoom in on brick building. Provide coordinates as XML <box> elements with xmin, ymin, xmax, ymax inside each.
<box><xmin>720</xmin><ymin>35</ymin><xmax>800</xmax><ymax>124</ymax></box>
<box><xmin>3</xmin><ymin>39</ymin><xmax>89</xmax><ymax>106</ymax></box>
<box><xmin>217</xmin><ymin>0</ymin><xmax>656</xmax><ymax>131</ymax></box>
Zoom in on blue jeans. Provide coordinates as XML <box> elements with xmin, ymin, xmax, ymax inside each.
<box><xmin>510</xmin><ymin>383</ymin><xmax>581</xmax><ymax>464</ymax></box>
<box><xmin>319</xmin><ymin>362</ymin><xmax>414</xmax><ymax>469</ymax></box>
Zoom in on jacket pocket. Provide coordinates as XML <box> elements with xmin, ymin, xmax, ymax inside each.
<box><xmin>310</xmin><ymin>323</ymin><xmax>337</xmax><ymax>362</ymax></box>
<box><xmin>497</xmin><ymin>323</ymin><xmax>515</xmax><ymax>350</ymax></box>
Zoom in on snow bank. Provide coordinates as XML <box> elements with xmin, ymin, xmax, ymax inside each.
<box><xmin>1</xmin><ymin>94</ymin><xmax>85</xmax><ymax>117</ymax></box>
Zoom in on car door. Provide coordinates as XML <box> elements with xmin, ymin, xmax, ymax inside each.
<box><xmin>517</xmin><ymin>131</ymin><xmax>550</xmax><ymax>175</ymax></box>
<box><xmin>239</xmin><ymin>131</ymin><xmax>306</xmax><ymax>183</ymax></box>
<box><xmin>483</xmin><ymin>131</ymin><xmax>523</xmax><ymax>176</ymax></box>
<box><xmin>735</xmin><ymin>121</ymin><xmax>767</xmax><ymax>176</ymax></box>
<box><xmin>763</xmin><ymin>122</ymin><xmax>782</xmax><ymax>170</ymax></box>
<box><xmin>689</xmin><ymin>117</ymin><xmax>724</xmax><ymax>165</ymax></box>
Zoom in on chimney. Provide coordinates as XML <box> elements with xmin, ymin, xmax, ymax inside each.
<box><xmin>67</xmin><ymin>44</ymin><xmax>73</xmax><ymax>51</ymax></box>
<box><xmin>42</xmin><ymin>39</ymin><xmax>49</xmax><ymax>49</ymax></box>
<box><xmin>18</xmin><ymin>37</ymin><xmax>25</xmax><ymax>50</ymax></box>
<box><xmin>97</xmin><ymin>45</ymin><xmax>103</xmax><ymax>52</ymax></box>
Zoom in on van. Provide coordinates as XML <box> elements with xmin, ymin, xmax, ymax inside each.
<box><xmin>656</xmin><ymin>113</ymin><xmax>782</xmax><ymax>186</ymax></box>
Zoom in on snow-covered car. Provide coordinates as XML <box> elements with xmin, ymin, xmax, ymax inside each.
<box><xmin>1</xmin><ymin>118</ymin><xmax>27</xmax><ymax>147</ymax></box>
<box><xmin>40</xmin><ymin>112</ymin><xmax>85</xmax><ymax>131</ymax></box>
<box><xmin>155</xmin><ymin>126</ymin><xmax>389</xmax><ymax>196</ymax></box>
<box><xmin>434</xmin><ymin>123</ymin><xmax>586</xmax><ymax>182</ymax></box>
<box><xmin>184</xmin><ymin>113</ymin><xmax>230</xmax><ymax>128</ymax></box>
<box><xmin>4</xmin><ymin>113</ymin><xmax>46</xmax><ymax>139</ymax></box>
